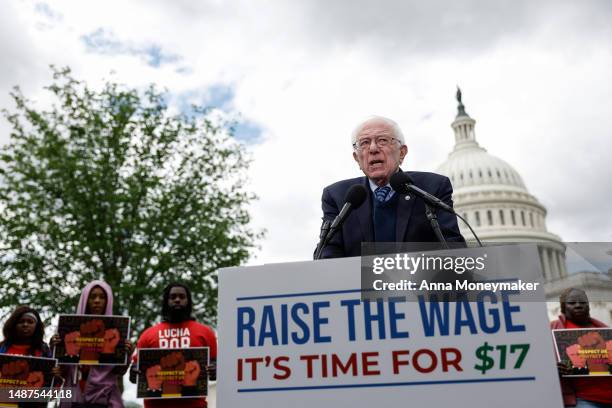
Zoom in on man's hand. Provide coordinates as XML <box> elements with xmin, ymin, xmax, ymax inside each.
<box><xmin>64</xmin><ymin>331</ymin><xmax>81</xmax><ymax>357</ymax></box>
<box><xmin>26</xmin><ymin>371</ymin><xmax>44</xmax><ymax>388</ymax></box>
<box><xmin>183</xmin><ymin>361</ymin><xmax>201</xmax><ymax>387</ymax></box>
<box><xmin>102</xmin><ymin>328</ymin><xmax>120</xmax><ymax>354</ymax></box>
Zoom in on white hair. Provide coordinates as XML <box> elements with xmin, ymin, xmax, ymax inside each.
<box><xmin>351</xmin><ymin>116</ymin><xmax>406</xmax><ymax>146</ymax></box>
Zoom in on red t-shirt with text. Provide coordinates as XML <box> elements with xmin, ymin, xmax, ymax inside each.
<box><xmin>136</xmin><ymin>320</ymin><xmax>217</xmax><ymax>408</ymax></box>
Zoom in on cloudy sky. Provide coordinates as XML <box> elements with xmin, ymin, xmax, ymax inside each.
<box><xmin>1</xmin><ymin>0</ymin><xmax>611</xmax><ymax>403</ymax></box>
<box><xmin>1</xmin><ymin>0</ymin><xmax>611</xmax><ymax>267</ymax></box>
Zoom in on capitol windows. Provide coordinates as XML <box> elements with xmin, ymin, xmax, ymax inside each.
<box><xmin>529</xmin><ymin>212</ymin><xmax>534</xmax><ymax>227</ymax></box>
<box><xmin>537</xmin><ymin>214</ymin><xmax>543</xmax><ymax>228</ymax></box>
<box><xmin>521</xmin><ymin>210</ymin><xmax>526</xmax><ymax>226</ymax></box>
<box><xmin>511</xmin><ymin>210</ymin><xmax>516</xmax><ymax>225</ymax></box>
<box><xmin>499</xmin><ymin>210</ymin><xmax>505</xmax><ymax>225</ymax></box>
<box><xmin>487</xmin><ymin>210</ymin><xmax>493</xmax><ymax>226</ymax></box>
<box><xmin>475</xmin><ymin>211</ymin><xmax>481</xmax><ymax>227</ymax></box>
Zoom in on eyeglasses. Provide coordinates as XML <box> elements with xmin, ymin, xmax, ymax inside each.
<box><xmin>353</xmin><ymin>136</ymin><xmax>399</xmax><ymax>151</ymax></box>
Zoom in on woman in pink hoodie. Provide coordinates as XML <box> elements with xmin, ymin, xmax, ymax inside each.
<box><xmin>53</xmin><ymin>280</ymin><xmax>133</xmax><ymax>408</ymax></box>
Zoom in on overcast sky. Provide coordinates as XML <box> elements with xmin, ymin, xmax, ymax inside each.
<box><xmin>1</xmin><ymin>0</ymin><xmax>611</xmax><ymax>266</ymax></box>
<box><xmin>2</xmin><ymin>0</ymin><xmax>611</xmax><ymax>403</ymax></box>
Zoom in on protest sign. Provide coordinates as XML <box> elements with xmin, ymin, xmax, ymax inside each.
<box><xmin>54</xmin><ymin>314</ymin><xmax>131</xmax><ymax>365</ymax></box>
<box><xmin>0</xmin><ymin>354</ymin><xmax>57</xmax><ymax>407</ymax></box>
<box><xmin>553</xmin><ymin>328</ymin><xmax>612</xmax><ymax>376</ymax></box>
<box><xmin>218</xmin><ymin>244</ymin><xmax>564</xmax><ymax>407</ymax></box>
<box><xmin>137</xmin><ymin>347</ymin><xmax>209</xmax><ymax>399</ymax></box>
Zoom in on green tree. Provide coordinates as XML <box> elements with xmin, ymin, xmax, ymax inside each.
<box><xmin>0</xmin><ymin>67</ymin><xmax>261</xmax><ymax>333</ymax></box>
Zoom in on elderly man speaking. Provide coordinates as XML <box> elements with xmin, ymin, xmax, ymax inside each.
<box><xmin>316</xmin><ymin>116</ymin><xmax>465</xmax><ymax>259</ymax></box>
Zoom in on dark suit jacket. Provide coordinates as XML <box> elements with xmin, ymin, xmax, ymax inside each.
<box><xmin>318</xmin><ymin>171</ymin><xmax>465</xmax><ymax>259</ymax></box>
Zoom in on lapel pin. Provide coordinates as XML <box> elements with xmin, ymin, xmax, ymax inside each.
<box><xmin>404</xmin><ymin>195</ymin><xmax>411</xmax><ymax>201</ymax></box>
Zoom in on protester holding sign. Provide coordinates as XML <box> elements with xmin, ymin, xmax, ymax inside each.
<box><xmin>130</xmin><ymin>282</ymin><xmax>217</xmax><ymax>408</ymax></box>
<box><xmin>550</xmin><ymin>288</ymin><xmax>612</xmax><ymax>407</ymax></box>
<box><xmin>53</xmin><ymin>314</ymin><xmax>131</xmax><ymax>366</ymax></box>
<box><xmin>51</xmin><ymin>280</ymin><xmax>133</xmax><ymax>408</ymax></box>
<box><xmin>1</xmin><ymin>307</ymin><xmax>51</xmax><ymax>359</ymax></box>
<box><xmin>0</xmin><ymin>306</ymin><xmax>58</xmax><ymax>408</ymax></box>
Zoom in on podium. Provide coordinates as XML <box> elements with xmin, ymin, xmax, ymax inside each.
<box><xmin>217</xmin><ymin>244</ymin><xmax>564</xmax><ymax>408</ymax></box>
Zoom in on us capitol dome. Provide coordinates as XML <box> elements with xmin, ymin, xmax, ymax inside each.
<box><xmin>436</xmin><ymin>88</ymin><xmax>567</xmax><ymax>282</ymax></box>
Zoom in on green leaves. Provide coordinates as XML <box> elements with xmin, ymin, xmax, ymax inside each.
<box><xmin>0</xmin><ymin>67</ymin><xmax>262</xmax><ymax>333</ymax></box>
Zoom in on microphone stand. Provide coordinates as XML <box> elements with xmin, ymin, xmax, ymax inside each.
<box><xmin>424</xmin><ymin>202</ymin><xmax>449</xmax><ymax>249</ymax></box>
<box><xmin>315</xmin><ymin>221</ymin><xmax>342</xmax><ymax>260</ymax></box>
<box><xmin>393</xmin><ymin>176</ymin><xmax>482</xmax><ymax>247</ymax></box>
<box><xmin>314</xmin><ymin>220</ymin><xmax>331</xmax><ymax>260</ymax></box>
<box><xmin>421</xmin><ymin>199</ymin><xmax>484</xmax><ymax>248</ymax></box>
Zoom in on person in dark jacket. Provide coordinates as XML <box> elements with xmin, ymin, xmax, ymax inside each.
<box><xmin>317</xmin><ymin>116</ymin><xmax>464</xmax><ymax>259</ymax></box>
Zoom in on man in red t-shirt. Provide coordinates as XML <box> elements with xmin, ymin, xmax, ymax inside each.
<box><xmin>130</xmin><ymin>283</ymin><xmax>217</xmax><ymax>408</ymax></box>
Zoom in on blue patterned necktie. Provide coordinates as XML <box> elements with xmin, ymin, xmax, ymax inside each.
<box><xmin>374</xmin><ymin>186</ymin><xmax>391</xmax><ymax>203</ymax></box>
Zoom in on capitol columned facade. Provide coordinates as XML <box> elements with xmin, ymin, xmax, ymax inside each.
<box><xmin>436</xmin><ymin>89</ymin><xmax>611</xmax><ymax>323</ymax></box>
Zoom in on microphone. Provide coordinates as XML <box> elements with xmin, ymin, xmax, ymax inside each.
<box><xmin>390</xmin><ymin>171</ymin><xmax>483</xmax><ymax>247</ymax></box>
<box><xmin>319</xmin><ymin>219</ymin><xmax>331</xmax><ymax>240</ymax></box>
<box><xmin>313</xmin><ymin>219</ymin><xmax>331</xmax><ymax>258</ymax></box>
<box><xmin>315</xmin><ymin>184</ymin><xmax>368</xmax><ymax>259</ymax></box>
<box><xmin>329</xmin><ymin>184</ymin><xmax>368</xmax><ymax>232</ymax></box>
<box><xmin>390</xmin><ymin>172</ymin><xmax>454</xmax><ymax>213</ymax></box>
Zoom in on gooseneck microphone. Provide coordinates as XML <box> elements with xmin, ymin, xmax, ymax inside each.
<box><xmin>314</xmin><ymin>184</ymin><xmax>368</xmax><ymax>260</ymax></box>
<box><xmin>390</xmin><ymin>172</ymin><xmax>483</xmax><ymax>247</ymax></box>
<box><xmin>390</xmin><ymin>172</ymin><xmax>453</xmax><ymax>212</ymax></box>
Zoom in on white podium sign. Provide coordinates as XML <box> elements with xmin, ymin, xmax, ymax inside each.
<box><xmin>218</xmin><ymin>245</ymin><xmax>563</xmax><ymax>408</ymax></box>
